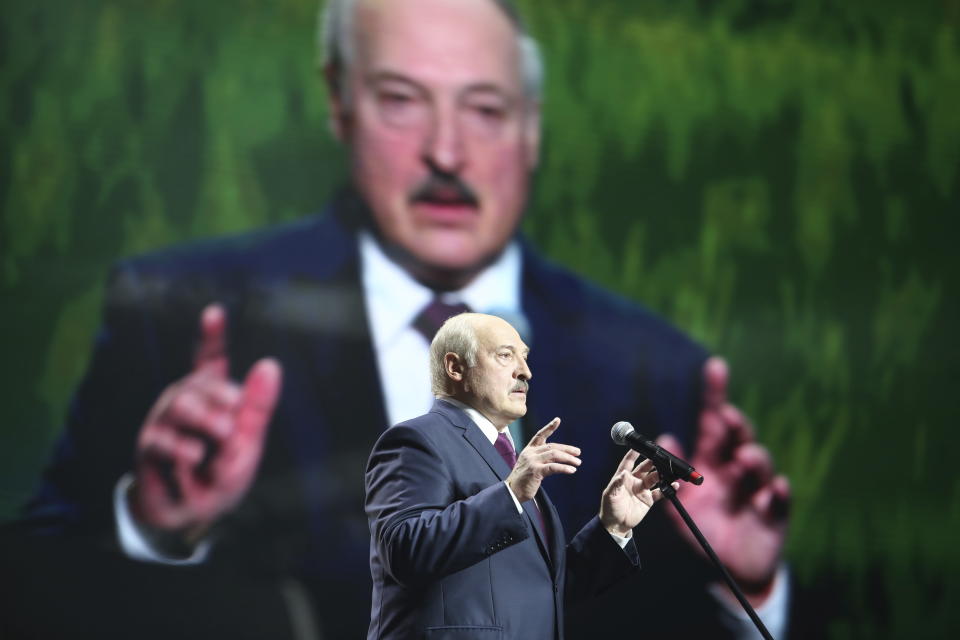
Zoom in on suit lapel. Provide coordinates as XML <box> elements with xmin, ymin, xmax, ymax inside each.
<box><xmin>433</xmin><ymin>400</ymin><xmax>555</xmax><ymax>566</ymax></box>
<box><xmin>243</xmin><ymin>210</ymin><xmax>388</xmax><ymax>565</ymax></box>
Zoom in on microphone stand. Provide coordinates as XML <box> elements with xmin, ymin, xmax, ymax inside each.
<box><xmin>656</xmin><ymin>474</ymin><xmax>775</xmax><ymax>640</ymax></box>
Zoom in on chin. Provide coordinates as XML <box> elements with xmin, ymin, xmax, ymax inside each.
<box><xmin>411</xmin><ymin>236</ymin><xmax>486</xmax><ymax>270</ymax></box>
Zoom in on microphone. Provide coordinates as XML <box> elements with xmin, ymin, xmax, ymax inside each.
<box><xmin>610</xmin><ymin>421</ymin><xmax>704</xmax><ymax>485</ymax></box>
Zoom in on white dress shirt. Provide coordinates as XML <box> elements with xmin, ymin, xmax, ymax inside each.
<box><xmin>359</xmin><ymin>230</ymin><xmax>522</xmax><ymax>427</ymax></box>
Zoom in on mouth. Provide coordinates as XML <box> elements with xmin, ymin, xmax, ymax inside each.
<box><xmin>411</xmin><ymin>200</ymin><xmax>479</xmax><ymax>225</ymax></box>
<box><xmin>409</xmin><ymin>173</ymin><xmax>480</xmax><ymax>223</ymax></box>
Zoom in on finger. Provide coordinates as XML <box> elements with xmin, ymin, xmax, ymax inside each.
<box><xmin>703</xmin><ymin>356</ymin><xmax>728</xmax><ymax>409</ymax></box>
<box><xmin>649</xmin><ymin>481</ymin><xmax>679</xmax><ymax>503</ymax></box>
<box><xmin>538</xmin><ymin>450</ymin><xmax>581</xmax><ymax>468</ymax></box>
<box><xmin>752</xmin><ymin>474</ymin><xmax>791</xmax><ymax>523</ymax></box>
<box><xmin>632</xmin><ymin>465</ymin><xmax>660</xmax><ymax>490</ymax></box>
<box><xmin>228</xmin><ymin>358</ymin><xmax>283</xmax><ymax>455</ymax></box>
<box><xmin>604</xmin><ymin>469</ymin><xmax>626</xmax><ymax>493</ymax></box>
<box><xmin>631</xmin><ymin>457</ymin><xmax>655</xmax><ymax>475</ymax></box>
<box><xmin>185</xmin><ymin>372</ymin><xmax>243</xmax><ymax>409</ymax></box>
<box><xmin>528</xmin><ymin>417</ymin><xmax>561</xmax><ymax>446</ymax></box>
<box><xmin>630</xmin><ymin>465</ymin><xmax>658</xmax><ymax>490</ymax></box>
<box><xmin>139</xmin><ymin>426</ymin><xmax>206</xmax><ymax>469</ymax></box>
<box><xmin>709</xmin><ymin>401</ymin><xmax>755</xmax><ymax>454</ymax></box>
<box><xmin>615</xmin><ymin>449</ymin><xmax>640</xmax><ymax>474</ymax></box>
<box><xmin>728</xmin><ymin>442</ymin><xmax>775</xmax><ymax>505</ymax></box>
<box><xmin>194</xmin><ymin>304</ymin><xmax>229</xmax><ymax>376</ymax></box>
<box><xmin>160</xmin><ymin>385</ymin><xmax>236</xmax><ymax>442</ymax></box>
<box><xmin>541</xmin><ymin>462</ymin><xmax>578</xmax><ymax>476</ymax></box>
<box><xmin>538</xmin><ymin>442</ymin><xmax>581</xmax><ymax>457</ymax></box>
<box><xmin>734</xmin><ymin>441</ymin><xmax>774</xmax><ymax>486</ymax></box>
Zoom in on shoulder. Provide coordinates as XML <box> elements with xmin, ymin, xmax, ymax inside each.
<box><xmin>375</xmin><ymin>408</ymin><xmax>461</xmax><ymax>452</ymax></box>
<box><xmin>117</xmin><ymin>212</ymin><xmax>355</xmax><ymax>281</ymax></box>
<box><xmin>101</xmin><ymin>211</ymin><xmax>361</xmax><ymax>319</ymax></box>
<box><xmin>519</xmin><ymin>241</ymin><xmax>708</xmax><ymax>362</ymax></box>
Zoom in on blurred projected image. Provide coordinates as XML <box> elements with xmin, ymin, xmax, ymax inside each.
<box><xmin>2</xmin><ymin>1</ymin><xmax>956</xmax><ymax>639</ymax></box>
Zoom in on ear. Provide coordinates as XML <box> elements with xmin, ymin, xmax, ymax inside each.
<box><xmin>523</xmin><ymin>101</ymin><xmax>541</xmax><ymax>171</ymax></box>
<box><xmin>444</xmin><ymin>352</ymin><xmax>466</xmax><ymax>384</ymax></box>
<box><xmin>323</xmin><ymin>63</ymin><xmax>350</xmax><ymax>142</ymax></box>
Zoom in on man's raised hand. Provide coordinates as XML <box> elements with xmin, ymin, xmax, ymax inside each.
<box><xmin>599</xmin><ymin>451</ymin><xmax>676</xmax><ymax>537</ymax></box>
<box><xmin>130</xmin><ymin>304</ymin><xmax>283</xmax><ymax>544</ymax></box>
<box><xmin>506</xmin><ymin>418</ymin><xmax>580</xmax><ymax>502</ymax></box>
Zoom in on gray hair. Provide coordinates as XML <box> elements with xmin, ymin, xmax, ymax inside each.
<box><xmin>318</xmin><ymin>0</ymin><xmax>544</xmax><ymax>102</ymax></box>
<box><xmin>430</xmin><ymin>312</ymin><xmax>481</xmax><ymax>396</ymax></box>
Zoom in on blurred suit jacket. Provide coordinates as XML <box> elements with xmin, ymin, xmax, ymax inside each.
<box><xmin>12</xmin><ymin>191</ymin><xmax>716</xmax><ymax>638</ymax></box>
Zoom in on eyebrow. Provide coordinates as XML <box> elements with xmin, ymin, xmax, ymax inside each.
<box><xmin>498</xmin><ymin>344</ymin><xmax>530</xmax><ymax>357</ymax></box>
<box><xmin>366</xmin><ymin>71</ymin><xmax>515</xmax><ymax>104</ymax></box>
<box><xmin>365</xmin><ymin>71</ymin><xmax>427</xmax><ymax>92</ymax></box>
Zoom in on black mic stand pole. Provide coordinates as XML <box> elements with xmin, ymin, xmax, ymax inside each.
<box><xmin>656</xmin><ymin>475</ymin><xmax>775</xmax><ymax>640</ymax></box>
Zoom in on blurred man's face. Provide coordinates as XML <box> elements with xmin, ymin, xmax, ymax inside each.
<box><xmin>330</xmin><ymin>0</ymin><xmax>540</xmax><ymax>284</ymax></box>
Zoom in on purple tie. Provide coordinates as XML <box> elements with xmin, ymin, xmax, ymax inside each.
<box><xmin>494</xmin><ymin>432</ymin><xmax>518</xmax><ymax>469</ymax></box>
<box><xmin>413</xmin><ymin>298</ymin><xmax>471</xmax><ymax>342</ymax></box>
<box><xmin>495</xmin><ymin>431</ymin><xmax>548</xmax><ymax>541</ymax></box>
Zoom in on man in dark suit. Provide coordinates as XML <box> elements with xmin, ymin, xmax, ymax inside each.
<box><xmin>6</xmin><ymin>0</ymin><xmax>790</xmax><ymax>637</ymax></box>
<box><xmin>366</xmin><ymin>312</ymin><xmax>671</xmax><ymax>639</ymax></box>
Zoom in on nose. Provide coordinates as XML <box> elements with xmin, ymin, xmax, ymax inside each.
<box><xmin>421</xmin><ymin>103</ymin><xmax>465</xmax><ymax>174</ymax></box>
<box><xmin>516</xmin><ymin>357</ymin><xmax>532</xmax><ymax>382</ymax></box>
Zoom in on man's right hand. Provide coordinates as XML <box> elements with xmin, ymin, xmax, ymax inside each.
<box><xmin>506</xmin><ymin>418</ymin><xmax>581</xmax><ymax>502</ymax></box>
<box><xmin>129</xmin><ymin>304</ymin><xmax>283</xmax><ymax>545</ymax></box>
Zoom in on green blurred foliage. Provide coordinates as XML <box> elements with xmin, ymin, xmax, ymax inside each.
<box><xmin>1</xmin><ymin>0</ymin><xmax>957</xmax><ymax>636</ymax></box>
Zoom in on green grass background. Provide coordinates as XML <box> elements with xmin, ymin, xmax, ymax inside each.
<box><xmin>1</xmin><ymin>1</ymin><xmax>957</xmax><ymax>636</ymax></box>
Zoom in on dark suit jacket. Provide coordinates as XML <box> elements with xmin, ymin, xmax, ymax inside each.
<box><xmin>365</xmin><ymin>399</ymin><xmax>638</xmax><ymax>640</ymax></box>
<box><xmin>11</xmin><ymin>193</ymin><xmax>716</xmax><ymax>637</ymax></box>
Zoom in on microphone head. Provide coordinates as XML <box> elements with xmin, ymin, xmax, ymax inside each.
<box><xmin>610</xmin><ymin>421</ymin><xmax>634</xmax><ymax>445</ymax></box>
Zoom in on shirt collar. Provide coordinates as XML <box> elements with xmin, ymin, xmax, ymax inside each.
<box><xmin>359</xmin><ymin>230</ymin><xmax>522</xmax><ymax>352</ymax></box>
<box><xmin>439</xmin><ymin>397</ymin><xmax>515</xmax><ymax>448</ymax></box>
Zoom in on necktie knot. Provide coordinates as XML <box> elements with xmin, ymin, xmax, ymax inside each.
<box><xmin>413</xmin><ymin>298</ymin><xmax>471</xmax><ymax>342</ymax></box>
<box><xmin>494</xmin><ymin>432</ymin><xmax>518</xmax><ymax>469</ymax></box>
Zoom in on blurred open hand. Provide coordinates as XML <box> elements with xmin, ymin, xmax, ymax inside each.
<box><xmin>657</xmin><ymin>357</ymin><xmax>790</xmax><ymax>603</ymax></box>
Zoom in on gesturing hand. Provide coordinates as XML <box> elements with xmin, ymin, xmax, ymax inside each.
<box><xmin>657</xmin><ymin>357</ymin><xmax>790</xmax><ymax>603</ymax></box>
<box><xmin>130</xmin><ymin>304</ymin><xmax>283</xmax><ymax>543</ymax></box>
<box><xmin>506</xmin><ymin>418</ymin><xmax>581</xmax><ymax>502</ymax></box>
<box><xmin>599</xmin><ymin>451</ymin><xmax>676</xmax><ymax>537</ymax></box>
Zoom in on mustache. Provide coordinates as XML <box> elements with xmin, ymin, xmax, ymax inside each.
<box><xmin>409</xmin><ymin>171</ymin><xmax>479</xmax><ymax>207</ymax></box>
<box><xmin>511</xmin><ymin>381</ymin><xmax>529</xmax><ymax>393</ymax></box>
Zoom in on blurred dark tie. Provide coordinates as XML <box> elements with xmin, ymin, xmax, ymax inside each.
<box><xmin>413</xmin><ymin>298</ymin><xmax>470</xmax><ymax>342</ymax></box>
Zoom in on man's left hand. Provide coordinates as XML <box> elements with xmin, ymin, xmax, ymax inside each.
<box><xmin>599</xmin><ymin>450</ymin><xmax>676</xmax><ymax>537</ymax></box>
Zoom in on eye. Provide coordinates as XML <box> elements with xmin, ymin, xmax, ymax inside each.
<box><xmin>379</xmin><ymin>91</ymin><xmax>412</xmax><ymax>105</ymax></box>
<box><xmin>377</xmin><ymin>90</ymin><xmax>417</xmax><ymax>111</ymax></box>
<box><xmin>375</xmin><ymin>88</ymin><xmax>428</xmax><ymax>128</ymax></box>
<box><xmin>461</xmin><ymin>96</ymin><xmax>511</xmax><ymax>137</ymax></box>
<box><xmin>472</xmin><ymin>104</ymin><xmax>505</xmax><ymax>121</ymax></box>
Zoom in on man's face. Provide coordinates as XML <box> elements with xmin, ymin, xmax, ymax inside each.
<box><xmin>331</xmin><ymin>0</ymin><xmax>540</xmax><ymax>278</ymax></box>
<box><xmin>464</xmin><ymin>316</ymin><xmax>531</xmax><ymax>427</ymax></box>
